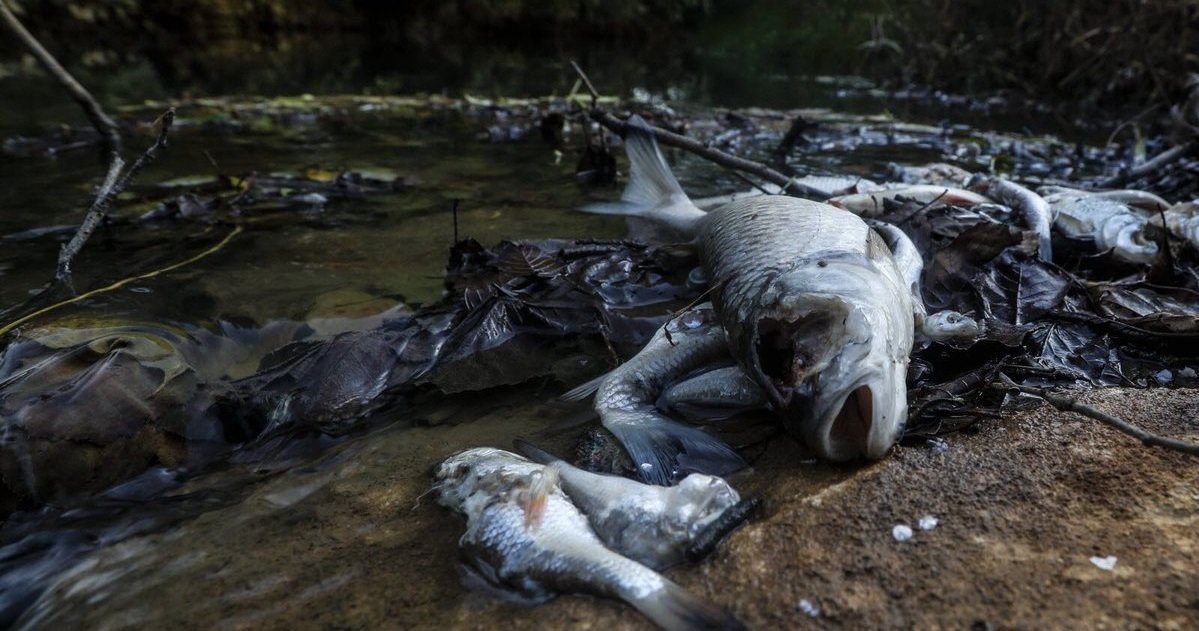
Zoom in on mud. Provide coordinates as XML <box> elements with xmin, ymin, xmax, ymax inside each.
<box><xmin>20</xmin><ymin>387</ymin><xmax>1197</xmax><ymax>630</ymax></box>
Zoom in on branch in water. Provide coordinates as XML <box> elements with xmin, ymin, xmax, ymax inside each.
<box><xmin>569</xmin><ymin>62</ymin><xmax>826</xmax><ymax>201</ymax></box>
<box><xmin>993</xmin><ymin>375</ymin><xmax>1199</xmax><ymax>457</ymax></box>
<box><xmin>56</xmin><ymin>109</ymin><xmax>175</xmax><ymax>281</ymax></box>
<box><xmin>0</xmin><ymin>0</ymin><xmax>122</xmax><ymax>154</ymax></box>
<box><xmin>1099</xmin><ymin>141</ymin><xmax>1196</xmax><ymax>188</ymax></box>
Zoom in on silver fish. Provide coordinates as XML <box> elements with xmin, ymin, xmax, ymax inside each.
<box><xmin>513</xmin><ymin>440</ymin><xmax>751</xmax><ymax>569</ymax></box>
<box><xmin>659</xmin><ymin>365</ymin><xmax>768</xmax><ymax>421</ymax></box>
<box><xmin>434</xmin><ymin>447</ymin><xmax>746</xmax><ymax>631</ymax></box>
<box><xmin>583</xmin><ymin>116</ymin><xmax>916</xmax><ymax>466</ymax></box>
<box><xmin>561</xmin><ymin>304</ymin><xmax>747</xmax><ymax>484</ymax></box>
<box><xmin>979</xmin><ymin>178</ymin><xmax>1053</xmax><ymax>261</ymax></box>
<box><xmin>827</xmin><ymin>185</ymin><xmax>990</xmax><ymax>217</ymax></box>
<box><xmin>1044</xmin><ymin>191</ymin><xmax>1158</xmax><ymax>264</ymax></box>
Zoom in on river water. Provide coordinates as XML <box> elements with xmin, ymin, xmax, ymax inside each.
<box><xmin>0</xmin><ymin>46</ymin><xmax>1121</xmax><ymax>629</ymax></box>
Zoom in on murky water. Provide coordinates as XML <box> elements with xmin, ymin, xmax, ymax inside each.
<box><xmin>0</xmin><ymin>62</ymin><xmax>1127</xmax><ymax>629</ymax></box>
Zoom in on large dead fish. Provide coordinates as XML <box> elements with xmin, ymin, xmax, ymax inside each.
<box><xmin>583</xmin><ymin>116</ymin><xmax>916</xmax><ymax>470</ymax></box>
<box><xmin>434</xmin><ymin>447</ymin><xmax>746</xmax><ymax>631</ymax></box>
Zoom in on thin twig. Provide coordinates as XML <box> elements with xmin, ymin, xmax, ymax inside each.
<box><xmin>569</xmin><ymin>60</ymin><xmax>600</xmax><ymax>110</ymax></box>
<box><xmin>56</xmin><ymin>109</ymin><xmax>175</xmax><ymax>280</ymax></box>
<box><xmin>1</xmin><ymin>226</ymin><xmax>244</xmax><ymax>338</ymax></box>
<box><xmin>568</xmin><ymin>63</ymin><xmax>826</xmax><ymax>201</ymax></box>
<box><xmin>1099</xmin><ymin>141</ymin><xmax>1196</xmax><ymax>188</ymax></box>
<box><xmin>0</xmin><ymin>0</ymin><xmax>121</xmax><ymax>154</ymax></box>
<box><xmin>991</xmin><ymin>375</ymin><xmax>1199</xmax><ymax>457</ymax></box>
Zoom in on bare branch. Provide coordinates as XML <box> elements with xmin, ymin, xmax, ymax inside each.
<box><xmin>993</xmin><ymin>375</ymin><xmax>1199</xmax><ymax>457</ymax></box>
<box><xmin>56</xmin><ymin>109</ymin><xmax>175</xmax><ymax>280</ymax></box>
<box><xmin>0</xmin><ymin>0</ymin><xmax>122</xmax><ymax>153</ymax></box>
<box><xmin>568</xmin><ymin>62</ymin><xmax>826</xmax><ymax>201</ymax></box>
<box><xmin>1099</xmin><ymin>141</ymin><xmax>1196</xmax><ymax>188</ymax></box>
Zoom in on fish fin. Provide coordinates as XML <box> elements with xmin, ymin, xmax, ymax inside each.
<box><xmin>559</xmin><ymin>372</ymin><xmax>609</xmax><ymax>402</ymax></box>
<box><xmin>579</xmin><ymin>115</ymin><xmax>705</xmax><ymax>235</ymax></box>
<box><xmin>628</xmin><ymin>580</ymin><xmax>748</xmax><ymax>631</ymax></box>
<box><xmin>512</xmin><ymin>438</ymin><xmax>562</xmax><ymax>465</ymax></box>
<box><xmin>606</xmin><ymin>411</ymin><xmax>745</xmax><ymax>486</ymax></box>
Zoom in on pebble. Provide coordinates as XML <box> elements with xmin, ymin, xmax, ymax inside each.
<box><xmin>926</xmin><ymin>437</ymin><xmax>949</xmax><ymax>455</ymax></box>
<box><xmin>892</xmin><ymin>524</ymin><xmax>914</xmax><ymax>541</ymax></box>
<box><xmin>1089</xmin><ymin>555</ymin><xmax>1118</xmax><ymax>571</ymax></box>
<box><xmin>1153</xmin><ymin>369</ymin><xmax>1173</xmax><ymax>384</ymax></box>
<box><xmin>918</xmin><ymin>515</ymin><xmax>939</xmax><ymax>531</ymax></box>
<box><xmin>1179</xmin><ymin>367</ymin><xmax>1197</xmax><ymax>379</ymax></box>
<box><xmin>798</xmin><ymin>599</ymin><xmax>821</xmax><ymax>617</ymax></box>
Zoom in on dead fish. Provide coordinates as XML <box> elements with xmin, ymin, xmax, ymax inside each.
<box><xmin>582</xmin><ymin>115</ymin><xmax>916</xmax><ymax>465</ymax></box>
<box><xmin>1038</xmin><ymin>185</ymin><xmax>1171</xmax><ymax>212</ymax></box>
<box><xmin>828</xmin><ymin>185</ymin><xmax>990</xmax><ymax>217</ymax></box>
<box><xmin>886</xmin><ymin>162</ymin><xmax>973</xmax><ymax>187</ymax></box>
<box><xmin>1044</xmin><ymin>191</ymin><xmax>1158</xmax><ymax>264</ymax></box>
<box><xmin>513</xmin><ymin>440</ymin><xmax>752</xmax><ymax>569</ymax></box>
<box><xmin>1157</xmin><ymin>202</ymin><xmax>1199</xmax><ymax>250</ymax></box>
<box><xmin>561</xmin><ymin>304</ymin><xmax>746</xmax><ymax>484</ymax></box>
<box><xmin>659</xmin><ymin>365</ymin><xmax>768</xmax><ymax>421</ymax></box>
<box><xmin>977</xmin><ymin>178</ymin><xmax>1053</xmax><ymax>261</ymax></box>
<box><xmin>434</xmin><ymin>447</ymin><xmax>747</xmax><ymax>631</ymax></box>
<box><xmin>692</xmin><ymin>176</ymin><xmax>879</xmax><ymax>210</ymax></box>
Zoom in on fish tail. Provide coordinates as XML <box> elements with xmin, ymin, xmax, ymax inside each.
<box><xmin>627</xmin><ymin>580</ymin><xmax>748</xmax><ymax>631</ymax></box>
<box><xmin>580</xmin><ymin>115</ymin><xmax>705</xmax><ymax>235</ymax></box>
<box><xmin>512</xmin><ymin>438</ymin><xmax>562</xmax><ymax>465</ymax></box>
<box><xmin>606</xmin><ymin>411</ymin><xmax>746</xmax><ymax>486</ymax></box>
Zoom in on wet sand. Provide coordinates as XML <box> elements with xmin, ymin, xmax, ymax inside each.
<box><xmin>21</xmin><ymin>388</ymin><xmax>1199</xmax><ymax>629</ymax></box>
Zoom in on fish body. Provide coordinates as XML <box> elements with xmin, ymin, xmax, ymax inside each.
<box><xmin>434</xmin><ymin>448</ymin><xmax>745</xmax><ymax>631</ymax></box>
<box><xmin>980</xmin><ymin>178</ymin><xmax>1053</xmax><ymax>261</ymax></box>
<box><xmin>1045</xmin><ymin>192</ymin><xmax>1158</xmax><ymax>264</ymax></box>
<box><xmin>582</xmin><ymin>304</ymin><xmax>747</xmax><ymax>484</ymax></box>
<box><xmin>513</xmin><ymin>440</ymin><xmax>746</xmax><ymax>569</ymax></box>
<box><xmin>582</xmin><ymin>116</ymin><xmax>915</xmax><ymax>466</ymax></box>
<box><xmin>828</xmin><ymin>185</ymin><xmax>990</xmax><ymax>217</ymax></box>
<box><xmin>660</xmin><ymin>365</ymin><xmax>767</xmax><ymax>420</ymax></box>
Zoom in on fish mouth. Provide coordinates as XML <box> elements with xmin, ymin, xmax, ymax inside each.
<box><xmin>824</xmin><ymin>384</ymin><xmax>875</xmax><ymax>460</ymax></box>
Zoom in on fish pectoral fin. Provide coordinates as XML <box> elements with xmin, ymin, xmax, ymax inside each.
<box><xmin>606</xmin><ymin>411</ymin><xmax>746</xmax><ymax>486</ymax></box>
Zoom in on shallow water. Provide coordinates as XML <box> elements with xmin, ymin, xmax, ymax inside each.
<box><xmin>0</xmin><ymin>67</ymin><xmax>1134</xmax><ymax>629</ymax></box>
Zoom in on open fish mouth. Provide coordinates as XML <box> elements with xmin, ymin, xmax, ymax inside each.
<box><xmin>826</xmin><ymin>384</ymin><xmax>875</xmax><ymax>460</ymax></box>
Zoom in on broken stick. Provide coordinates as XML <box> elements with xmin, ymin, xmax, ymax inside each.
<box><xmin>56</xmin><ymin>109</ymin><xmax>175</xmax><ymax>280</ymax></box>
<box><xmin>569</xmin><ymin>62</ymin><xmax>827</xmax><ymax>201</ymax></box>
<box><xmin>0</xmin><ymin>0</ymin><xmax>122</xmax><ymax>154</ymax></box>
<box><xmin>993</xmin><ymin>375</ymin><xmax>1199</xmax><ymax>457</ymax></box>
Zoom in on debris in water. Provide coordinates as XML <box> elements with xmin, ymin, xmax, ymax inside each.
<box><xmin>1154</xmin><ymin>369</ymin><xmax>1173</xmax><ymax>384</ymax></box>
<box><xmin>892</xmin><ymin>524</ymin><xmax>914</xmax><ymax>541</ymax></box>
<box><xmin>798</xmin><ymin>598</ymin><xmax>822</xmax><ymax>617</ymax></box>
<box><xmin>1180</xmin><ymin>367</ymin><xmax>1197</xmax><ymax>379</ymax></box>
<box><xmin>927</xmin><ymin>437</ymin><xmax>950</xmax><ymax>454</ymax></box>
<box><xmin>1090</xmin><ymin>555</ymin><xmax>1118</xmax><ymax>571</ymax></box>
<box><xmin>919</xmin><ymin>515</ymin><xmax>939</xmax><ymax>530</ymax></box>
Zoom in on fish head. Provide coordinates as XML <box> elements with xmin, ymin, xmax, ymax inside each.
<box><xmin>663</xmin><ymin>473</ymin><xmax>742</xmax><ymax>538</ymax></box>
<box><xmin>744</xmin><ymin>260</ymin><xmax>911</xmax><ymax>461</ymax></box>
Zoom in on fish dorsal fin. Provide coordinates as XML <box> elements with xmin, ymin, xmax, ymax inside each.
<box><xmin>580</xmin><ymin>115</ymin><xmax>705</xmax><ymax>236</ymax></box>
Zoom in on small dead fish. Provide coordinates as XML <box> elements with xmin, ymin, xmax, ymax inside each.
<box><xmin>1044</xmin><ymin>192</ymin><xmax>1158</xmax><ymax>264</ymax></box>
<box><xmin>659</xmin><ymin>365</ymin><xmax>768</xmax><ymax>421</ymax></box>
<box><xmin>434</xmin><ymin>448</ymin><xmax>747</xmax><ymax>631</ymax></box>
<box><xmin>562</xmin><ymin>304</ymin><xmax>746</xmax><ymax>485</ymax></box>
<box><xmin>828</xmin><ymin>185</ymin><xmax>990</xmax><ymax>217</ymax></box>
<box><xmin>514</xmin><ymin>440</ymin><xmax>749</xmax><ymax>569</ymax></box>
<box><xmin>886</xmin><ymin>162</ymin><xmax>973</xmax><ymax>187</ymax></box>
<box><xmin>582</xmin><ymin>116</ymin><xmax>916</xmax><ymax>465</ymax></box>
<box><xmin>1038</xmin><ymin>185</ymin><xmax>1170</xmax><ymax>212</ymax></box>
<box><xmin>978</xmin><ymin>178</ymin><xmax>1053</xmax><ymax>261</ymax></box>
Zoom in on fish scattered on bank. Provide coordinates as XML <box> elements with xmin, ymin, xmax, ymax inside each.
<box><xmin>434</xmin><ymin>447</ymin><xmax>747</xmax><ymax>631</ymax></box>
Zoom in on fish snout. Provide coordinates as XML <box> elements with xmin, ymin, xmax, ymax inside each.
<box><xmin>803</xmin><ymin>369</ymin><xmax>906</xmax><ymax>461</ymax></box>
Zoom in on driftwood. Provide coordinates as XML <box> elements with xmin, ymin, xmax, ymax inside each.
<box><xmin>570</xmin><ymin>62</ymin><xmax>827</xmax><ymax>201</ymax></box>
<box><xmin>1099</xmin><ymin>141</ymin><xmax>1196</xmax><ymax>188</ymax></box>
<box><xmin>0</xmin><ymin>0</ymin><xmax>122</xmax><ymax>154</ymax></box>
